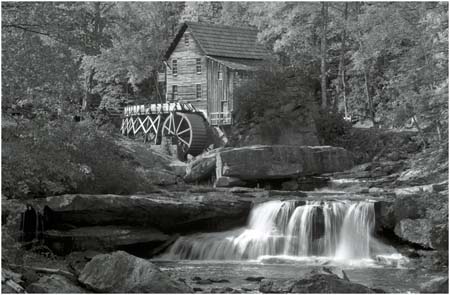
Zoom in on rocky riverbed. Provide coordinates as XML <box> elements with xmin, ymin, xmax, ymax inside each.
<box><xmin>2</xmin><ymin>142</ymin><xmax>448</xmax><ymax>293</ymax></box>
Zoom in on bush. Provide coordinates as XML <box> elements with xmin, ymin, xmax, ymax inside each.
<box><xmin>231</xmin><ymin>67</ymin><xmax>319</xmax><ymax>145</ymax></box>
<box><xmin>2</xmin><ymin>117</ymin><xmax>153</xmax><ymax>200</ymax></box>
<box><xmin>314</xmin><ymin>110</ymin><xmax>353</xmax><ymax>146</ymax></box>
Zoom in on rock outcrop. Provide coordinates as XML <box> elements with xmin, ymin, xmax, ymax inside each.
<box><xmin>32</xmin><ymin>192</ymin><xmax>252</xmax><ymax>234</ymax></box>
<box><xmin>217</xmin><ymin>145</ymin><xmax>354</xmax><ymax>181</ymax></box>
<box><xmin>78</xmin><ymin>251</ymin><xmax>192</xmax><ymax>293</ymax></box>
<box><xmin>379</xmin><ymin>193</ymin><xmax>447</xmax><ymax>251</ymax></box>
<box><xmin>259</xmin><ymin>269</ymin><xmax>379</xmax><ymax>293</ymax></box>
<box><xmin>184</xmin><ymin>145</ymin><xmax>354</xmax><ymax>183</ymax></box>
<box><xmin>394</xmin><ymin>219</ymin><xmax>433</xmax><ymax>248</ymax></box>
<box><xmin>44</xmin><ymin>226</ymin><xmax>169</xmax><ymax>255</ymax></box>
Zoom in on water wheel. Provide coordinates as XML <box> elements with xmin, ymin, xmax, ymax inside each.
<box><xmin>162</xmin><ymin>112</ymin><xmax>208</xmax><ymax>160</ymax></box>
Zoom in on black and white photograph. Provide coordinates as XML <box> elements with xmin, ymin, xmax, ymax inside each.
<box><xmin>1</xmin><ymin>1</ymin><xmax>448</xmax><ymax>293</ymax></box>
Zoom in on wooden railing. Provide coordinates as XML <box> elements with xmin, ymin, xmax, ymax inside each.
<box><xmin>210</xmin><ymin>112</ymin><xmax>232</xmax><ymax>126</ymax></box>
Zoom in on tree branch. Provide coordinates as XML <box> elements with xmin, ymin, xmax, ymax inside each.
<box><xmin>3</xmin><ymin>24</ymin><xmax>51</xmax><ymax>37</ymax></box>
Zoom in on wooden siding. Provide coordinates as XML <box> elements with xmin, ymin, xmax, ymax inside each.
<box><xmin>206</xmin><ymin>59</ymin><xmax>234</xmax><ymax>114</ymax></box>
<box><xmin>166</xmin><ymin>29</ymin><xmax>207</xmax><ymax>113</ymax></box>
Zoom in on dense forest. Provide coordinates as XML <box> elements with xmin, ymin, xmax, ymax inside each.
<box><xmin>2</xmin><ymin>1</ymin><xmax>448</xmax><ymax>199</ymax></box>
<box><xmin>2</xmin><ymin>3</ymin><xmax>449</xmax><ymax>294</ymax></box>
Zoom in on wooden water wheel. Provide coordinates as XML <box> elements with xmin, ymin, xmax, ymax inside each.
<box><xmin>162</xmin><ymin>112</ymin><xmax>208</xmax><ymax>160</ymax></box>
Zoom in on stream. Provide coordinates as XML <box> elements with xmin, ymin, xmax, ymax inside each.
<box><xmin>151</xmin><ymin>180</ymin><xmax>446</xmax><ymax>293</ymax></box>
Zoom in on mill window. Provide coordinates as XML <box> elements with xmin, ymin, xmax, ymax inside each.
<box><xmin>196</xmin><ymin>58</ymin><xmax>201</xmax><ymax>74</ymax></box>
<box><xmin>218</xmin><ymin>71</ymin><xmax>223</xmax><ymax>81</ymax></box>
<box><xmin>172</xmin><ymin>85</ymin><xmax>178</xmax><ymax>100</ymax></box>
<box><xmin>172</xmin><ymin>60</ymin><xmax>177</xmax><ymax>76</ymax></box>
<box><xmin>184</xmin><ymin>34</ymin><xmax>189</xmax><ymax>46</ymax></box>
<box><xmin>196</xmin><ymin>84</ymin><xmax>202</xmax><ymax>99</ymax></box>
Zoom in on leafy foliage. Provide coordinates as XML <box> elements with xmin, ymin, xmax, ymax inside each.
<box><xmin>232</xmin><ymin>67</ymin><xmax>319</xmax><ymax>144</ymax></box>
<box><xmin>2</xmin><ymin>118</ymin><xmax>153</xmax><ymax>200</ymax></box>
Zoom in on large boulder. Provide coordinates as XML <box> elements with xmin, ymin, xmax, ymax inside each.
<box><xmin>394</xmin><ymin>218</ymin><xmax>433</xmax><ymax>248</ymax></box>
<box><xmin>78</xmin><ymin>251</ymin><xmax>192</xmax><ymax>293</ymax></box>
<box><xmin>44</xmin><ymin>226</ymin><xmax>169</xmax><ymax>255</ymax></box>
<box><xmin>420</xmin><ymin>276</ymin><xmax>448</xmax><ymax>293</ymax></box>
<box><xmin>430</xmin><ymin>223</ymin><xmax>448</xmax><ymax>250</ymax></box>
<box><xmin>184</xmin><ymin>151</ymin><xmax>217</xmax><ymax>183</ymax></box>
<box><xmin>217</xmin><ymin>145</ymin><xmax>354</xmax><ymax>180</ymax></box>
<box><xmin>259</xmin><ymin>269</ymin><xmax>378</xmax><ymax>293</ymax></box>
<box><xmin>31</xmin><ymin>192</ymin><xmax>252</xmax><ymax>234</ymax></box>
<box><xmin>26</xmin><ymin>275</ymin><xmax>87</xmax><ymax>293</ymax></box>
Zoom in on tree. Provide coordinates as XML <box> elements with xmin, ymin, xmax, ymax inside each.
<box><xmin>320</xmin><ymin>2</ymin><xmax>329</xmax><ymax>109</ymax></box>
<box><xmin>85</xmin><ymin>2</ymin><xmax>184</xmax><ymax>109</ymax></box>
<box><xmin>181</xmin><ymin>2</ymin><xmax>222</xmax><ymax>23</ymax></box>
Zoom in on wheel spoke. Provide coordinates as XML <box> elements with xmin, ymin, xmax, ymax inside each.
<box><xmin>177</xmin><ymin>128</ymin><xmax>190</xmax><ymax>136</ymax></box>
<box><xmin>176</xmin><ymin>117</ymin><xmax>185</xmax><ymax>133</ymax></box>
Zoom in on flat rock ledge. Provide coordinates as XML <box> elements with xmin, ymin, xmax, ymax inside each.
<box><xmin>184</xmin><ymin>145</ymin><xmax>354</xmax><ymax>184</ymax></box>
<box><xmin>30</xmin><ymin>192</ymin><xmax>252</xmax><ymax>233</ymax></box>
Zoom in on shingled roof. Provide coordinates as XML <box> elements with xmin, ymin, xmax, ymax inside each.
<box><xmin>164</xmin><ymin>22</ymin><xmax>269</xmax><ymax>60</ymax></box>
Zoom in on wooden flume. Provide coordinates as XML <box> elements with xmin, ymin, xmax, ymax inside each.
<box><xmin>121</xmin><ymin>102</ymin><xmax>208</xmax><ymax>160</ymax></box>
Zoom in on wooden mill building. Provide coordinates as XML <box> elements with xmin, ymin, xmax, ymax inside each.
<box><xmin>163</xmin><ymin>22</ymin><xmax>268</xmax><ymax>126</ymax></box>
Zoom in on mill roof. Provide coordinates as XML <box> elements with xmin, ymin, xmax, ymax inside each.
<box><xmin>164</xmin><ymin>22</ymin><xmax>269</xmax><ymax>60</ymax></box>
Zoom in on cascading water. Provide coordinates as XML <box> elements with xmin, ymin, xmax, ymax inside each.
<box><xmin>162</xmin><ymin>200</ymin><xmax>399</xmax><ymax>264</ymax></box>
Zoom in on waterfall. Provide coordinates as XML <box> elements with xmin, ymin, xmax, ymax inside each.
<box><xmin>162</xmin><ymin>200</ymin><xmax>394</xmax><ymax>262</ymax></box>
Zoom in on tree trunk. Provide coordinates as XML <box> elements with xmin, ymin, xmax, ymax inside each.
<box><xmin>363</xmin><ymin>67</ymin><xmax>375</xmax><ymax>125</ymax></box>
<box><xmin>334</xmin><ymin>3</ymin><xmax>348</xmax><ymax>114</ymax></box>
<box><xmin>320</xmin><ymin>2</ymin><xmax>328</xmax><ymax>110</ymax></box>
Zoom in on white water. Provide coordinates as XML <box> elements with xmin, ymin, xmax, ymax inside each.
<box><xmin>162</xmin><ymin>200</ymin><xmax>401</xmax><ymax>264</ymax></box>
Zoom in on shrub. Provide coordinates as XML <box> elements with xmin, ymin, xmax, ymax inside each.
<box><xmin>314</xmin><ymin>109</ymin><xmax>353</xmax><ymax>145</ymax></box>
<box><xmin>2</xmin><ymin>116</ymin><xmax>153</xmax><ymax>200</ymax></box>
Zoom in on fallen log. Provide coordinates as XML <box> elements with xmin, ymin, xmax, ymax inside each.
<box><xmin>7</xmin><ymin>264</ymin><xmax>76</xmax><ymax>280</ymax></box>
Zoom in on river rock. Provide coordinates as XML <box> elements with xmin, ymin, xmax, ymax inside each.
<box><xmin>430</xmin><ymin>223</ymin><xmax>448</xmax><ymax>250</ymax></box>
<box><xmin>420</xmin><ymin>276</ymin><xmax>449</xmax><ymax>293</ymax></box>
<box><xmin>184</xmin><ymin>150</ymin><xmax>219</xmax><ymax>182</ymax></box>
<box><xmin>26</xmin><ymin>274</ymin><xmax>87</xmax><ymax>293</ymax></box>
<box><xmin>214</xmin><ymin>176</ymin><xmax>246</xmax><ymax>188</ymax></box>
<box><xmin>78</xmin><ymin>251</ymin><xmax>192</xmax><ymax>293</ymax></box>
<box><xmin>245</xmin><ymin>276</ymin><xmax>265</xmax><ymax>282</ymax></box>
<box><xmin>217</xmin><ymin>145</ymin><xmax>354</xmax><ymax>180</ymax></box>
<box><xmin>31</xmin><ymin>192</ymin><xmax>251</xmax><ymax>234</ymax></box>
<box><xmin>394</xmin><ymin>218</ymin><xmax>433</xmax><ymax>248</ymax></box>
<box><xmin>67</xmin><ymin>250</ymin><xmax>103</xmax><ymax>276</ymax></box>
<box><xmin>259</xmin><ymin>270</ymin><xmax>378</xmax><ymax>293</ymax></box>
<box><xmin>44</xmin><ymin>226</ymin><xmax>169</xmax><ymax>255</ymax></box>
<box><xmin>210</xmin><ymin>287</ymin><xmax>240</xmax><ymax>293</ymax></box>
